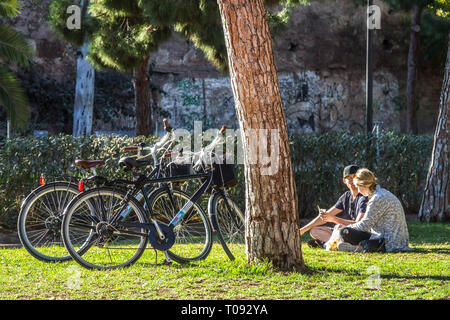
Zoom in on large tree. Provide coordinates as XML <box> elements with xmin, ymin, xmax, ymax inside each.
<box><xmin>418</xmin><ymin>28</ymin><xmax>450</xmax><ymax>222</ymax></box>
<box><xmin>87</xmin><ymin>0</ymin><xmax>171</xmax><ymax>136</ymax></box>
<box><xmin>216</xmin><ymin>0</ymin><xmax>304</xmax><ymax>271</ymax></box>
<box><xmin>49</xmin><ymin>0</ymin><xmax>95</xmax><ymax>136</ymax></box>
<box><xmin>138</xmin><ymin>0</ymin><xmax>306</xmax><ymax>270</ymax></box>
<box><xmin>49</xmin><ymin>0</ymin><xmax>171</xmax><ymax>136</ymax></box>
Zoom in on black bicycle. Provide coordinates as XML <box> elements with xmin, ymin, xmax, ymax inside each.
<box><xmin>17</xmin><ymin>119</ymin><xmax>177</xmax><ymax>263</ymax></box>
<box><xmin>60</xmin><ymin>126</ymin><xmax>245</xmax><ymax>270</ymax></box>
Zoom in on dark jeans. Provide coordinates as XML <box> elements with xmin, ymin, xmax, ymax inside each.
<box><xmin>339</xmin><ymin>227</ymin><xmax>371</xmax><ymax>245</ymax></box>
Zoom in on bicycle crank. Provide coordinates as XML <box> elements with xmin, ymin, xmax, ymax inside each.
<box><xmin>148</xmin><ymin>224</ymin><xmax>175</xmax><ymax>251</ymax></box>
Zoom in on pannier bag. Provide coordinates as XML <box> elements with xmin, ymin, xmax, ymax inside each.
<box><xmin>164</xmin><ymin>162</ymin><xmax>191</xmax><ymax>177</ymax></box>
<box><xmin>212</xmin><ymin>162</ymin><xmax>237</xmax><ymax>188</ymax></box>
<box><xmin>195</xmin><ymin>154</ymin><xmax>237</xmax><ymax>188</ymax></box>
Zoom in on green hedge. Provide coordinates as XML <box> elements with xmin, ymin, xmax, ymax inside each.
<box><xmin>290</xmin><ymin>131</ymin><xmax>433</xmax><ymax>218</ymax></box>
<box><xmin>0</xmin><ymin>132</ymin><xmax>433</xmax><ymax>229</ymax></box>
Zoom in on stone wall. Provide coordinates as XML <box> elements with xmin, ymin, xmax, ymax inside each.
<box><xmin>0</xmin><ymin>0</ymin><xmax>444</xmax><ymax>135</ymax></box>
<box><xmin>158</xmin><ymin>70</ymin><xmax>401</xmax><ymax>134</ymax></box>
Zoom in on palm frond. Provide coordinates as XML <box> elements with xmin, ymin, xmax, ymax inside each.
<box><xmin>0</xmin><ymin>0</ymin><xmax>21</xmax><ymax>18</ymax></box>
<box><xmin>0</xmin><ymin>24</ymin><xmax>34</xmax><ymax>66</ymax></box>
<box><xmin>0</xmin><ymin>65</ymin><xmax>29</xmax><ymax>129</ymax></box>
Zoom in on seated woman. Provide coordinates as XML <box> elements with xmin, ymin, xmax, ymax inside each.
<box><xmin>337</xmin><ymin>168</ymin><xmax>411</xmax><ymax>253</ymax></box>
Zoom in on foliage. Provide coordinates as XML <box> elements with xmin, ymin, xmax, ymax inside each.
<box><xmin>13</xmin><ymin>68</ymin><xmax>136</xmax><ymax>135</ymax></box>
<box><xmin>0</xmin><ymin>131</ymin><xmax>433</xmax><ymax>228</ymax></box>
<box><xmin>351</xmin><ymin>0</ymin><xmax>450</xmax><ymax>66</ymax></box>
<box><xmin>430</xmin><ymin>0</ymin><xmax>450</xmax><ymax>17</ymax></box>
<box><xmin>0</xmin><ymin>0</ymin><xmax>20</xmax><ymax>17</ymax></box>
<box><xmin>420</xmin><ymin>10</ymin><xmax>450</xmax><ymax>66</ymax></box>
<box><xmin>289</xmin><ymin>131</ymin><xmax>433</xmax><ymax>218</ymax></box>
<box><xmin>87</xmin><ymin>0</ymin><xmax>171</xmax><ymax>72</ymax></box>
<box><xmin>18</xmin><ymin>67</ymin><xmax>75</xmax><ymax>135</ymax></box>
<box><xmin>0</xmin><ymin>134</ymin><xmax>157</xmax><ymax>228</ymax></box>
<box><xmin>137</xmin><ymin>0</ymin><xmax>311</xmax><ymax>73</ymax></box>
<box><xmin>0</xmin><ymin>0</ymin><xmax>34</xmax><ymax>130</ymax></box>
<box><xmin>48</xmin><ymin>0</ymin><xmax>92</xmax><ymax>47</ymax></box>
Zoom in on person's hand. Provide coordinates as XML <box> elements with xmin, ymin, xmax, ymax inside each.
<box><xmin>320</xmin><ymin>213</ymin><xmax>335</xmax><ymax>223</ymax></box>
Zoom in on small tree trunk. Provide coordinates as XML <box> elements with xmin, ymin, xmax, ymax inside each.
<box><xmin>217</xmin><ymin>0</ymin><xmax>304</xmax><ymax>271</ymax></box>
<box><xmin>133</xmin><ymin>55</ymin><xmax>152</xmax><ymax>136</ymax></box>
<box><xmin>406</xmin><ymin>5</ymin><xmax>423</xmax><ymax>134</ymax></box>
<box><xmin>418</xmin><ymin>31</ymin><xmax>450</xmax><ymax>222</ymax></box>
<box><xmin>6</xmin><ymin>118</ymin><xmax>11</xmax><ymax>139</ymax></box>
<box><xmin>73</xmin><ymin>41</ymin><xmax>95</xmax><ymax>136</ymax></box>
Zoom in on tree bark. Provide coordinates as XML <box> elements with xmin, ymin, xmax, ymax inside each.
<box><xmin>217</xmin><ymin>0</ymin><xmax>304</xmax><ymax>271</ymax></box>
<box><xmin>73</xmin><ymin>0</ymin><xmax>95</xmax><ymax>137</ymax></box>
<box><xmin>418</xmin><ymin>31</ymin><xmax>450</xmax><ymax>222</ymax></box>
<box><xmin>73</xmin><ymin>41</ymin><xmax>95</xmax><ymax>136</ymax></box>
<box><xmin>133</xmin><ymin>55</ymin><xmax>152</xmax><ymax>136</ymax></box>
<box><xmin>406</xmin><ymin>5</ymin><xmax>423</xmax><ymax>134</ymax></box>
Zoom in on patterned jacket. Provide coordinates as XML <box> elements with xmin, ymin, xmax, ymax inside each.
<box><xmin>349</xmin><ymin>185</ymin><xmax>411</xmax><ymax>252</ymax></box>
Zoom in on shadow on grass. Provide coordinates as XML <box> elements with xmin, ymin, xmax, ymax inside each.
<box><xmin>135</xmin><ymin>261</ymin><xmax>203</xmax><ymax>269</ymax></box>
<box><xmin>409</xmin><ymin>247</ymin><xmax>450</xmax><ymax>254</ymax></box>
<box><xmin>303</xmin><ymin>264</ymin><xmax>449</xmax><ymax>282</ymax></box>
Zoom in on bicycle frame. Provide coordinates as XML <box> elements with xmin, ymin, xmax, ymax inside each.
<box><xmin>110</xmin><ymin>164</ymin><xmax>213</xmax><ymax>231</ymax></box>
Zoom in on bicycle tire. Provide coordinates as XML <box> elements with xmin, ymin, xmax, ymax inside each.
<box><xmin>148</xmin><ymin>187</ymin><xmax>213</xmax><ymax>264</ymax></box>
<box><xmin>17</xmin><ymin>182</ymin><xmax>80</xmax><ymax>262</ymax></box>
<box><xmin>61</xmin><ymin>187</ymin><xmax>148</xmax><ymax>270</ymax></box>
<box><xmin>209</xmin><ymin>192</ymin><xmax>245</xmax><ymax>261</ymax></box>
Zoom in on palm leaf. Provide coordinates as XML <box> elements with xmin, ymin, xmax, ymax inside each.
<box><xmin>0</xmin><ymin>65</ymin><xmax>29</xmax><ymax>129</ymax></box>
<box><xmin>0</xmin><ymin>0</ymin><xmax>21</xmax><ymax>18</ymax></box>
<box><xmin>0</xmin><ymin>24</ymin><xmax>34</xmax><ymax>66</ymax></box>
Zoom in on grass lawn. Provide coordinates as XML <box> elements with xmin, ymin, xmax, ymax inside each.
<box><xmin>0</xmin><ymin>222</ymin><xmax>448</xmax><ymax>300</ymax></box>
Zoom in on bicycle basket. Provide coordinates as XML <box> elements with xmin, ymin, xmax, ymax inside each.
<box><xmin>212</xmin><ymin>162</ymin><xmax>238</xmax><ymax>188</ymax></box>
<box><xmin>164</xmin><ymin>162</ymin><xmax>191</xmax><ymax>177</ymax></box>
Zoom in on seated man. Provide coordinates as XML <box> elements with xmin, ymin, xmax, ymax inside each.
<box><xmin>299</xmin><ymin>164</ymin><xmax>368</xmax><ymax>248</ymax></box>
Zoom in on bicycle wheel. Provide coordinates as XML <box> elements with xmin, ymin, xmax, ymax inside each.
<box><xmin>148</xmin><ymin>187</ymin><xmax>212</xmax><ymax>264</ymax></box>
<box><xmin>61</xmin><ymin>187</ymin><xmax>148</xmax><ymax>270</ymax></box>
<box><xmin>209</xmin><ymin>191</ymin><xmax>245</xmax><ymax>261</ymax></box>
<box><xmin>17</xmin><ymin>182</ymin><xmax>80</xmax><ymax>262</ymax></box>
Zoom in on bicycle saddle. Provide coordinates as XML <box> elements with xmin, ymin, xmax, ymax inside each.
<box><xmin>75</xmin><ymin>160</ymin><xmax>105</xmax><ymax>169</ymax></box>
<box><xmin>118</xmin><ymin>157</ymin><xmax>150</xmax><ymax>171</ymax></box>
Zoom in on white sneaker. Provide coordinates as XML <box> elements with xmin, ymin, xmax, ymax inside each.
<box><xmin>337</xmin><ymin>242</ymin><xmax>363</xmax><ymax>252</ymax></box>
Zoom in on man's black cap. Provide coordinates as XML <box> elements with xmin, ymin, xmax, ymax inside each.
<box><xmin>343</xmin><ymin>165</ymin><xmax>359</xmax><ymax>178</ymax></box>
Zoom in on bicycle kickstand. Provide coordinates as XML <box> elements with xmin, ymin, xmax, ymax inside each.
<box><xmin>163</xmin><ymin>251</ymin><xmax>172</xmax><ymax>265</ymax></box>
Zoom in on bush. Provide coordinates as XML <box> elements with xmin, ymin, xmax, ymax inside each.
<box><xmin>0</xmin><ymin>134</ymin><xmax>158</xmax><ymax>228</ymax></box>
<box><xmin>0</xmin><ymin>131</ymin><xmax>433</xmax><ymax>229</ymax></box>
<box><xmin>289</xmin><ymin>131</ymin><xmax>433</xmax><ymax>218</ymax></box>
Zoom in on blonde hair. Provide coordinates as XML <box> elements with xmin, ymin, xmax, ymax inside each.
<box><xmin>354</xmin><ymin>168</ymin><xmax>378</xmax><ymax>193</ymax></box>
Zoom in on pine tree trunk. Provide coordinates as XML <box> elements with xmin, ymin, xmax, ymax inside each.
<box><xmin>73</xmin><ymin>41</ymin><xmax>95</xmax><ymax>136</ymax></box>
<box><xmin>133</xmin><ymin>56</ymin><xmax>152</xmax><ymax>136</ymax></box>
<box><xmin>418</xmin><ymin>31</ymin><xmax>450</xmax><ymax>222</ymax></box>
<box><xmin>406</xmin><ymin>5</ymin><xmax>423</xmax><ymax>134</ymax></box>
<box><xmin>217</xmin><ymin>0</ymin><xmax>304</xmax><ymax>271</ymax></box>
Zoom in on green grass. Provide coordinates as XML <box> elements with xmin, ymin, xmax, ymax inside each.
<box><xmin>0</xmin><ymin>222</ymin><xmax>448</xmax><ymax>300</ymax></box>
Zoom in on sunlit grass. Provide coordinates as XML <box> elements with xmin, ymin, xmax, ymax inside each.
<box><xmin>0</xmin><ymin>222</ymin><xmax>448</xmax><ymax>300</ymax></box>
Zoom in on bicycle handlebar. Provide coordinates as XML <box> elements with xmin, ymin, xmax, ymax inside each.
<box><xmin>167</xmin><ymin>125</ymin><xmax>228</xmax><ymax>168</ymax></box>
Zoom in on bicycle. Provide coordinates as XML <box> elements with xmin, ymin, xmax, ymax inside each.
<box><xmin>172</xmin><ymin>132</ymin><xmax>245</xmax><ymax>261</ymax></box>
<box><xmin>60</xmin><ymin>126</ymin><xmax>245</xmax><ymax>270</ymax></box>
<box><xmin>17</xmin><ymin>119</ymin><xmax>177</xmax><ymax>263</ymax></box>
